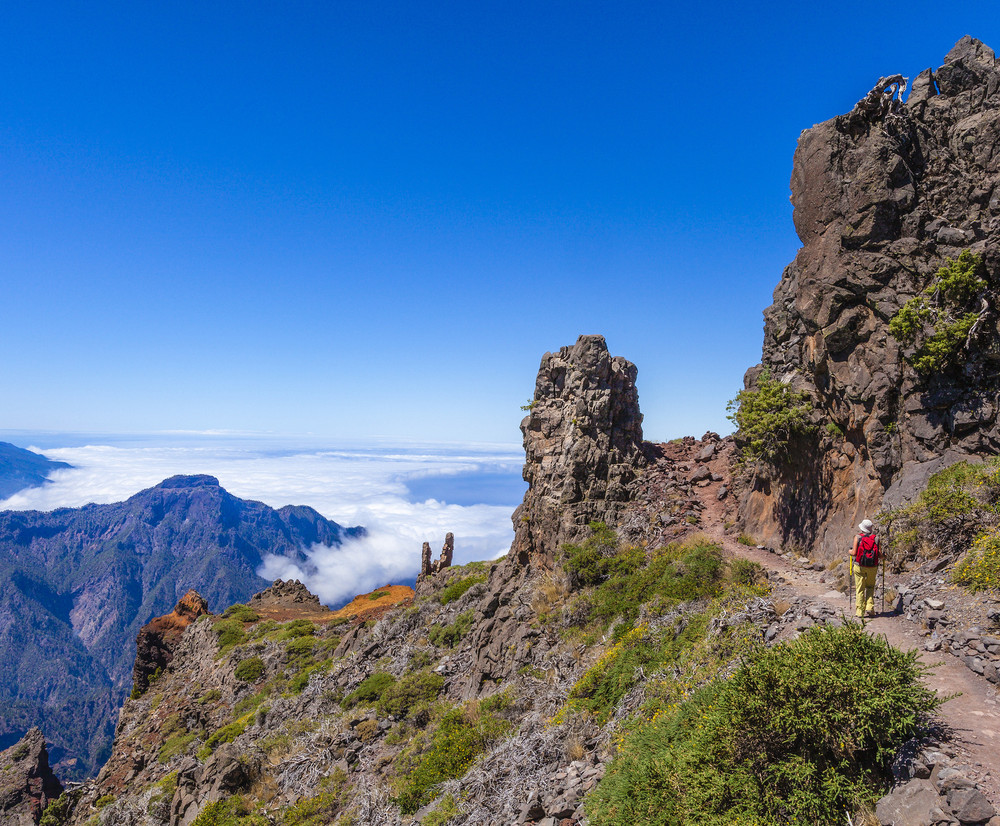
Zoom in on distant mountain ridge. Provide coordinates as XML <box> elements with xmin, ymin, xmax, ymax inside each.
<box><xmin>0</xmin><ymin>474</ymin><xmax>363</xmax><ymax>779</ymax></box>
<box><xmin>0</xmin><ymin>441</ymin><xmax>71</xmax><ymax>499</ymax></box>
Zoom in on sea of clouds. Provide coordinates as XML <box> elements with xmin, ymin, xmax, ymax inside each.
<box><xmin>0</xmin><ymin>435</ymin><xmax>526</xmax><ymax>606</ymax></box>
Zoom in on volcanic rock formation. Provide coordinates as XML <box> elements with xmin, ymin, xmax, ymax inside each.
<box><xmin>0</xmin><ymin>729</ymin><xmax>62</xmax><ymax>826</ymax></box>
<box><xmin>132</xmin><ymin>591</ymin><xmax>210</xmax><ymax>696</ymax></box>
<box><xmin>741</xmin><ymin>37</ymin><xmax>1000</xmax><ymax>558</ymax></box>
<box><xmin>511</xmin><ymin>334</ymin><xmax>645</xmax><ymax>568</ymax></box>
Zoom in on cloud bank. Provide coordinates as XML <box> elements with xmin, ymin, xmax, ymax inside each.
<box><xmin>0</xmin><ymin>437</ymin><xmax>525</xmax><ymax>606</ymax></box>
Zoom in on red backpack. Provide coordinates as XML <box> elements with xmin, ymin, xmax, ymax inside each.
<box><xmin>855</xmin><ymin>533</ymin><xmax>879</xmax><ymax>566</ymax></box>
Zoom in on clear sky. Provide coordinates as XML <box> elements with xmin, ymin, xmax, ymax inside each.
<box><xmin>4</xmin><ymin>2</ymin><xmax>999</xmax><ymax>444</ymax></box>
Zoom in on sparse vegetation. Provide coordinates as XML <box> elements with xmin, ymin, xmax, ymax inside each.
<box><xmin>377</xmin><ymin>670</ymin><xmax>444</xmax><ymax>718</ymax></box>
<box><xmin>394</xmin><ymin>695</ymin><xmax>514</xmax><ymax>814</ymax></box>
<box><xmin>342</xmin><ymin>671</ymin><xmax>397</xmax><ymax>709</ymax></box>
<box><xmin>279</xmin><ymin>770</ymin><xmax>348</xmax><ymax>825</ymax></box>
<box><xmin>428</xmin><ymin>610</ymin><xmax>475</xmax><ymax>647</ymax></box>
<box><xmin>190</xmin><ymin>795</ymin><xmax>268</xmax><ymax>826</ymax></box>
<box><xmin>880</xmin><ymin>457</ymin><xmax>1000</xmax><ymax>570</ymax></box>
<box><xmin>212</xmin><ymin>619</ymin><xmax>247</xmax><ymax>656</ymax></box>
<box><xmin>369</xmin><ymin>590</ymin><xmax>390</xmax><ymax>601</ymax></box>
<box><xmin>439</xmin><ymin>573</ymin><xmax>487</xmax><ymax>604</ymax></box>
<box><xmin>561</xmin><ymin>524</ymin><xmax>727</xmax><ymax>638</ymax></box>
<box><xmin>889</xmin><ymin>251</ymin><xmax>988</xmax><ymax>374</ymax></box>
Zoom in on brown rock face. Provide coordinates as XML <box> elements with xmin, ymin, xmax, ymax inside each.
<box><xmin>741</xmin><ymin>37</ymin><xmax>1000</xmax><ymax>558</ymax></box>
<box><xmin>131</xmin><ymin>590</ymin><xmax>210</xmax><ymax>695</ymax></box>
<box><xmin>511</xmin><ymin>334</ymin><xmax>645</xmax><ymax>567</ymax></box>
<box><xmin>0</xmin><ymin>728</ymin><xmax>63</xmax><ymax>825</ymax></box>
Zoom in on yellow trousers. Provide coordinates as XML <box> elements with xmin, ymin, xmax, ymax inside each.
<box><xmin>854</xmin><ymin>564</ymin><xmax>878</xmax><ymax>617</ymax></box>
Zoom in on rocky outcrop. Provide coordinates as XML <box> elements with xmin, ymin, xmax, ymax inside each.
<box><xmin>248</xmin><ymin>578</ymin><xmax>325</xmax><ymax>611</ymax></box>
<box><xmin>740</xmin><ymin>37</ymin><xmax>1000</xmax><ymax>559</ymax></box>
<box><xmin>511</xmin><ymin>334</ymin><xmax>646</xmax><ymax>568</ymax></box>
<box><xmin>418</xmin><ymin>533</ymin><xmax>454</xmax><ymax>582</ymax></box>
<box><xmin>132</xmin><ymin>591</ymin><xmax>210</xmax><ymax>696</ymax></box>
<box><xmin>0</xmin><ymin>729</ymin><xmax>63</xmax><ymax>825</ymax></box>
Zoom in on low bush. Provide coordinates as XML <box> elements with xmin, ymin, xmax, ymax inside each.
<box><xmin>278</xmin><ymin>620</ymin><xmax>316</xmax><ymax>640</ymax></box>
<box><xmin>222</xmin><ymin>604</ymin><xmax>260</xmax><ymax>623</ymax></box>
<box><xmin>213</xmin><ymin>619</ymin><xmax>247</xmax><ymax>656</ymax></box>
<box><xmin>394</xmin><ymin>702</ymin><xmax>512</xmax><ymax>814</ymax></box>
<box><xmin>191</xmin><ymin>795</ymin><xmax>269</xmax><ymax>826</ymax></box>
<box><xmin>587</xmin><ymin>623</ymin><xmax>940</xmax><ymax>826</ymax></box>
<box><xmin>341</xmin><ymin>671</ymin><xmax>396</xmax><ymax>709</ymax></box>
<box><xmin>377</xmin><ymin>670</ymin><xmax>444</xmax><ymax>718</ymax></box>
<box><xmin>280</xmin><ymin>770</ymin><xmax>348</xmax><ymax>825</ymax></box>
<box><xmin>439</xmin><ymin>574</ymin><xmax>487</xmax><ymax>605</ymax></box>
<box><xmin>234</xmin><ymin>656</ymin><xmax>265</xmax><ymax>683</ymax></box>
<box><xmin>285</xmin><ymin>636</ymin><xmax>317</xmax><ymax>666</ymax></box>
<box><xmin>730</xmin><ymin>558</ymin><xmax>765</xmax><ymax>587</ymax></box>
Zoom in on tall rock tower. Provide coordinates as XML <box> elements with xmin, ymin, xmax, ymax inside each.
<box><xmin>741</xmin><ymin>37</ymin><xmax>1000</xmax><ymax>558</ymax></box>
<box><xmin>511</xmin><ymin>334</ymin><xmax>646</xmax><ymax>567</ymax></box>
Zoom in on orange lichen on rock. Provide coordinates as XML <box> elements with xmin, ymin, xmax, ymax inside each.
<box><xmin>131</xmin><ymin>590</ymin><xmax>210</xmax><ymax>696</ymax></box>
<box><xmin>330</xmin><ymin>584</ymin><xmax>414</xmax><ymax>623</ymax></box>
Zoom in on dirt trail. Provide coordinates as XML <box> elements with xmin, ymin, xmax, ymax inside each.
<box><xmin>689</xmin><ymin>452</ymin><xmax>1000</xmax><ymax>804</ymax></box>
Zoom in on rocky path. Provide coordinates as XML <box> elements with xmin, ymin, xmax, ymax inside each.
<box><xmin>684</xmin><ymin>443</ymin><xmax>1000</xmax><ymax>809</ymax></box>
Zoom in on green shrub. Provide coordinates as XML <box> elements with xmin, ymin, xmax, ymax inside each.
<box><xmin>428</xmin><ymin>610</ymin><xmax>475</xmax><ymax>647</ymax></box>
<box><xmin>95</xmin><ymin>794</ymin><xmax>115</xmax><ymax>809</ymax></box>
<box><xmin>377</xmin><ymin>670</ymin><xmax>444</xmax><ymax>718</ymax></box>
<box><xmin>439</xmin><ymin>574</ymin><xmax>487</xmax><ymax>605</ymax></box>
<box><xmin>587</xmin><ymin>623</ymin><xmax>940</xmax><ymax>826</ymax></box>
<box><xmin>191</xmin><ymin>795</ymin><xmax>269</xmax><ymax>826</ymax></box>
<box><xmin>568</xmin><ymin>615</ymin><xmax>709</xmax><ymax>722</ymax></box>
<box><xmin>234</xmin><ymin>656</ymin><xmax>265</xmax><ymax>683</ymax></box>
<box><xmin>953</xmin><ymin>527</ymin><xmax>1000</xmax><ymax>591</ymax></box>
<box><xmin>197</xmin><ymin>689</ymin><xmax>222</xmax><ymax>705</ymax></box>
<box><xmin>213</xmin><ymin>619</ymin><xmax>247</xmax><ymax>655</ymax></box>
<box><xmin>289</xmin><ymin>660</ymin><xmax>332</xmax><ymax>694</ymax></box>
<box><xmin>730</xmin><ymin>558</ymin><xmax>765</xmax><ymax>587</ymax></box>
<box><xmin>881</xmin><ymin>458</ymin><xmax>1000</xmax><ymax>565</ymax></box>
<box><xmin>727</xmin><ymin>368</ymin><xmax>814</xmax><ymax>464</ymax></box>
<box><xmin>285</xmin><ymin>636</ymin><xmax>317</xmax><ymax>666</ymax></box>
<box><xmin>203</xmin><ymin>715</ymin><xmax>251</xmax><ymax>753</ymax></box>
<box><xmin>825</xmin><ymin>421</ymin><xmax>844</xmax><ymax>438</ymax></box>
<box><xmin>889</xmin><ymin>251</ymin><xmax>987</xmax><ymax>374</ymax></box>
<box><xmin>368</xmin><ymin>590</ymin><xmax>390</xmax><ymax>601</ymax></box>
<box><xmin>394</xmin><ymin>704</ymin><xmax>512</xmax><ymax>814</ymax></box>
<box><xmin>736</xmin><ymin>533</ymin><xmax>756</xmax><ymax>546</ymax></box>
<box><xmin>341</xmin><ymin>671</ymin><xmax>397</xmax><ymax>709</ymax></box>
<box><xmin>39</xmin><ymin>793</ymin><xmax>71</xmax><ymax>826</ymax></box>
<box><xmin>222</xmin><ymin>604</ymin><xmax>260</xmax><ymax>622</ymax></box>
<box><xmin>278</xmin><ymin>620</ymin><xmax>316</xmax><ymax>640</ymax></box>
<box><xmin>422</xmin><ymin>794</ymin><xmax>459</xmax><ymax>826</ymax></box>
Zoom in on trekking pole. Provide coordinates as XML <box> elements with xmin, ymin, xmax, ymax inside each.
<box><xmin>881</xmin><ymin>553</ymin><xmax>886</xmax><ymax>616</ymax></box>
<box><xmin>848</xmin><ymin>554</ymin><xmax>853</xmax><ymax>617</ymax></box>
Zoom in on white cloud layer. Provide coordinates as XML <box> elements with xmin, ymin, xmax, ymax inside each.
<box><xmin>0</xmin><ymin>438</ymin><xmax>524</xmax><ymax>606</ymax></box>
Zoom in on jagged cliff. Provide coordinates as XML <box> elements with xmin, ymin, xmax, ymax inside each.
<box><xmin>741</xmin><ymin>36</ymin><xmax>1000</xmax><ymax>558</ymax></box>
<box><xmin>0</xmin><ymin>729</ymin><xmax>62</xmax><ymax>826</ymax></box>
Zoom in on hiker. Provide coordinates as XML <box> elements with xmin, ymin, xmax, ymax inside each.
<box><xmin>851</xmin><ymin>519</ymin><xmax>880</xmax><ymax>618</ymax></box>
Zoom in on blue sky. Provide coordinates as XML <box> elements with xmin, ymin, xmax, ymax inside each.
<box><xmin>4</xmin><ymin>2</ymin><xmax>999</xmax><ymax>444</ymax></box>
